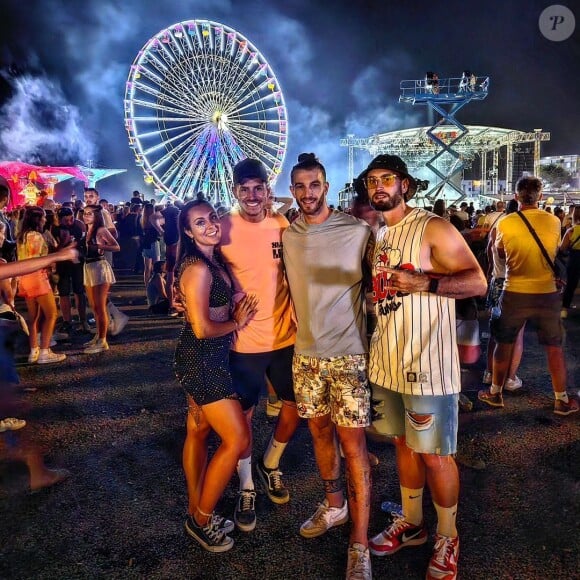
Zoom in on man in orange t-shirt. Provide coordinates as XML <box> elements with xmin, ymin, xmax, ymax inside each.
<box><xmin>219</xmin><ymin>159</ymin><xmax>300</xmax><ymax>533</ymax></box>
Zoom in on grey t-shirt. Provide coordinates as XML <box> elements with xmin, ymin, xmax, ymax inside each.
<box><xmin>283</xmin><ymin>210</ymin><xmax>371</xmax><ymax>358</ymax></box>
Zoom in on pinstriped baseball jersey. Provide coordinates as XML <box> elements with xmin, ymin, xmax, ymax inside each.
<box><xmin>368</xmin><ymin>208</ymin><xmax>460</xmax><ymax>396</ymax></box>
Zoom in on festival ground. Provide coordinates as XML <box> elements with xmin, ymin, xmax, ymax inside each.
<box><xmin>0</xmin><ymin>273</ymin><xmax>578</xmax><ymax>580</ymax></box>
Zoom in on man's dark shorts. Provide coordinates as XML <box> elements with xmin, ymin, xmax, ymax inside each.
<box><xmin>56</xmin><ymin>262</ymin><xmax>85</xmax><ymax>296</ymax></box>
<box><xmin>229</xmin><ymin>345</ymin><xmax>295</xmax><ymax>410</ymax></box>
<box><xmin>491</xmin><ymin>290</ymin><xmax>563</xmax><ymax>346</ymax></box>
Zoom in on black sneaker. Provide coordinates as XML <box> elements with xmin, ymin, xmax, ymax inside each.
<box><xmin>184</xmin><ymin>515</ymin><xmax>234</xmax><ymax>553</ymax></box>
<box><xmin>256</xmin><ymin>458</ymin><xmax>289</xmax><ymax>504</ymax></box>
<box><xmin>234</xmin><ymin>489</ymin><xmax>257</xmax><ymax>532</ymax></box>
<box><xmin>212</xmin><ymin>513</ymin><xmax>235</xmax><ymax>534</ymax></box>
<box><xmin>55</xmin><ymin>322</ymin><xmax>72</xmax><ymax>340</ymax></box>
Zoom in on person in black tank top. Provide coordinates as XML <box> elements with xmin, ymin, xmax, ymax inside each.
<box><xmin>173</xmin><ymin>200</ymin><xmax>257</xmax><ymax>553</ymax></box>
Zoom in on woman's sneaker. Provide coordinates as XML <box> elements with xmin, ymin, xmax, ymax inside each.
<box><xmin>504</xmin><ymin>376</ymin><xmax>523</xmax><ymax>392</ymax></box>
<box><xmin>28</xmin><ymin>347</ymin><xmax>40</xmax><ymax>363</ymax></box>
<box><xmin>37</xmin><ymin>349</ymin><xmax>66</xmax><ymax>364</ymax></box>
<box><xmin>184</xmin><ymin>515</ymin><xmax>234</xmax><ymax>553</ymax></box>
<box><xmin>211</xmin><ymin>513</ymin><xmax>235</xmax><ymax>534</ymax></box>
<box><xmin>84</xmin><ymin>339</ymin><xmax>109</xmax><ymax>354</ymax></box>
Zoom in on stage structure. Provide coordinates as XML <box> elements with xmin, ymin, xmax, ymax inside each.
<box><xmin>340</xmin><ymin>73</ymin><xmax>550</xmax><ymax>206</ymax></box>
<box><xmin>398</xmin><ymin>74</ymin><xmax>490</xmax><ymax>202</ymax></box>
<box><xmin>124</xmin><ymin>19</ymin><xmax>288</xmax><ymax>204</ymax></box>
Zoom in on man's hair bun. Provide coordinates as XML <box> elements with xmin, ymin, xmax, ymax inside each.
<box><xmin>297</xmin><ymin>153</ymin><xmax>317</xmax><ymax>163</ymax></box>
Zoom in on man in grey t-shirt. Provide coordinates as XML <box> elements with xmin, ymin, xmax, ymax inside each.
<box><xmin>283</xmin><ymin>153</ymin><xmax>374</xmax><ymax>580</ymax></box>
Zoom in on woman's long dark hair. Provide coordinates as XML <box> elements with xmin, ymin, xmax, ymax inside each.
<box><xmin>176</xmin><ymin>200</ymin><xmax>224</xmax><ymax>272</ymax></box>
<box><xmin>85</xmin><ymin>205</ymin><xmax>106</xmax><ymax>241</ymax></box>
<box><xmin>17</xmin><ymin>206</ymin><xmax>45</xmax><ymax>244</ymax></box>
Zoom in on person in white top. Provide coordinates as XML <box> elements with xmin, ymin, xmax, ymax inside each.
<box><xmin>358</xmin><ymin>155</ymin><xmax>486</xmax><ymax>580</ymax></box>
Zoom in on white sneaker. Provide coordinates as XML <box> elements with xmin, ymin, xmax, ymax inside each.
<box><xmin>37</xmin><ymin>349</ymin><xmax>66</xmax><ymax>364</ymax></box>
<box><xmin>504</xmin><ymin>376</ymin><xmax>523</xmax><ymax>392</ymax></box>
<box><xmin>28</xmin><ymin>347</ymin><xmax>40</xmax><ymax>363</ymax></box>
<box><xmin>84</xmin><ymin>334</ymin><xmax>99</xmax><ymax>347</ymax></box>
<box><xmin>482</xmin><ymin>370</ymin><xmax>492</xmax><ymax>384</ymax></box>
<box><xmin>84</xmin><ymin>338</ymin><xmax>109</xmax><ymax>354</ymax></box>
<box><xmin>299</xmin><ymin>499</ymin><xmax>349</xmax><ymax>538</ymax></box>
<box><xmin>346</xmin><ymin>543</ymin><xmax>372</xmax><ymax>580</ymax></box>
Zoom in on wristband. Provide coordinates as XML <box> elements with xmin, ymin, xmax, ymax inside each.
<box><xmin>428</xmin><ymin>277</ymin><xmax>440</xmax><ymax>294</ymax></box>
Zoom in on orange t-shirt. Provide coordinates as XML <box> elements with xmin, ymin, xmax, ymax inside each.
<box><xmin>220</xmin><ymin>210</ymin><xmax>295</xmax><ymax>353</ymax></box>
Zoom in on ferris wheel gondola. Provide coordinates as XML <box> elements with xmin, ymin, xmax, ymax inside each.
<box><xmin>124</xmin><ymin>20</ymin><xmax>288</xmax><ymax>204</ymax></box>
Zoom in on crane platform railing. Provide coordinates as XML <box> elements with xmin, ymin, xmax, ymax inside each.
<box><xmin>400</xmin><ymin>76</ymin><xmax>490</xmax><ymax>105</ymax></box>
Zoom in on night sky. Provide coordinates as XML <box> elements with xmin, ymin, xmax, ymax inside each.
<box><xmin>0</xmin><ymin>0</ymin><xmax>578</xmax><ymax>202</ymax></box>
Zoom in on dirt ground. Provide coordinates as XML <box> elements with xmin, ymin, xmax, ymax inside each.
<box><xmin>1</xmin><ymin>274</ymin><xmax>578</xmax><ymax>579</ymax></box>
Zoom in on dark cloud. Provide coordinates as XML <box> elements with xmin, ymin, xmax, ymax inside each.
<box><xmin>0</xmin><ymin>0</ymin><xmax>578</xmax><ymax>202</ymax></box>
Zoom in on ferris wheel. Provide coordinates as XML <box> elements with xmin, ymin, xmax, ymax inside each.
<box><xmin>124</xmin><ymin>20</ymin><xmax>288</xmax><ymax>204</ymax></box>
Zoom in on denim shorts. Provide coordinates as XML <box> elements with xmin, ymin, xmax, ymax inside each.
<box><xmin>229</xmin><ymin>345</ymin><xmax>295</xmax><ymax>410</ymax></box>
<box><xmin>293</xmin><ymin>353</ymin><xmax>370</xmax><ymax>428</ymax></box>
<box><xmin>142</xmin><ymin>241</ymin><xmax>160</xmax><ymax>261</ymax></box>
<box><xmin>370</xmin><ymin>385</ymin><xmax>458</xmax><ymax>455</ymax></box>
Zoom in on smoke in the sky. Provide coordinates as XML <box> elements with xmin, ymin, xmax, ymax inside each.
<box><xmin>0</xmin><ymin>73</ymin><xmax>96</xmax><ymax>165</ymax></box>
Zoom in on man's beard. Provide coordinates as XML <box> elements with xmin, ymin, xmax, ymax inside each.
<box><xmin>299</xmin><ymin>196</ymin><xmax>325</xmax><ymax>215</ymax></box>
<box><xmin>370</xmin><ymin>191</ymin><xmax>404</xmax><ymax>211</ymax></box>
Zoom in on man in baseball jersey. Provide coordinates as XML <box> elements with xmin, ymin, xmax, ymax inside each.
<box><xmin>359</xmin><ymin>155</ymin><xmax>486</xmax><ymax>580</ymax></box>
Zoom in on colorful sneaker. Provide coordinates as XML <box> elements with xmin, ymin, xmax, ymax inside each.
<box><xmin>369</xmin><ymin>514</ymin><xmax>428</xmax><ymax>556</ymax></box>
<box><xmin>266</xmin><ymin>398</ymin><xmax>282</xmax><ymax>418</ymax></box>
<box><xmin>504</xmin><ymin>376</ymin><xmax>523</xmax><ymax>392</ymax></box>
<box><xmin>256</xmin><ymin>458</ymin><xmax>289</xmax><ymax>504</ymax></box>
<box><xmin>234</xmin><ymin>489</ymin><xmax>257</xmax><ymax>532</ymax></box>
<box><xmin>426</xmin><ymin>533</ymin><xmax>459</xmax><ymax>580</ymax></box>
<box><xmin>477</xmin><ymin>388</ymin><xmax>504</xmax><ymax>408</ymax></box>
<box><xmin>346</xmin><ymin>543</ymin><xmax>372</xmax><ymax>580</ymax></box>
<box><xmin>554</xmin><ymin>397</ymin><xmax>579</xmax><ymax>416</ymax></box>
<box><xmin>184</xmin><ymin>515</ymin><xmax>234</xmax><ymax>553</ymax></box>
<box><xmin>482</xmin><ymin>370</ymin><xmax>492</xmax><ymax>385</ymax></box>
<box><xmin>299</xmin><ymin>498</ymin><xmax>349</xmax><ymax>538</ymax></box>
<box><xmin>28</xmin><ymin>347</ymin><xmax>40</xmax><ymax>363</ymax></box>
<box><xmin>37</xmin><ymin>349</ymin><xmax>66</xmax><ymax>364</ymax></box>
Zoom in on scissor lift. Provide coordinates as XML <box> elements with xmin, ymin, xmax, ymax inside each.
<box><xmin>399</xmin><ymin>74</ymin><xmax>490</xmax><ymax>201</ymax></box>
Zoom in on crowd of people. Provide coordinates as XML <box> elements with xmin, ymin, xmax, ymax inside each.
<box><xmin>1</xmin><ymin>155</ymin><xmax>579</xmax><ymax>580</ymax></box>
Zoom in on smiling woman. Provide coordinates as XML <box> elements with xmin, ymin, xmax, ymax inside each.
<box><xmin>173</xmin><ymin>199</ymin><xmax>257</xmax><ymax>553</ymax></box>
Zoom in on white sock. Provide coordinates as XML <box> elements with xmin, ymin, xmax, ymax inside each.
<box><xmin>237</xmin><ymin>456</ymin><xmax>254</xmax><ymax>490</ymax></box>
<box><xmin>401</xmin><ymin>487</ymin><xmax>424</xmax><ymax>526</ymax></box>
<box><xmin>554</xmin><ymin>392</ymin><xmax>569</xmax><ymax>403</ymax></box>
<box><xmin>263</xmin><ymin>436</ymin><xmax>287</xmax><ymax>470</ymax></box>
<box><xmin>490</xmin><ymin>384</ymin><xmax>502</xmax><ymax>394</ymax></box>
<box><xmin>434</xmin><ymin>502</ymin><xmax>458</xmax><ymax>537</ymax></box>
